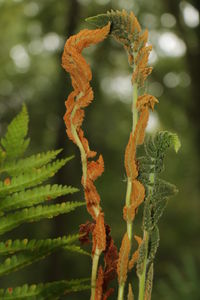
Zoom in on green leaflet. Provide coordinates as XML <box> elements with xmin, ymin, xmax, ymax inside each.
<box><xmin>0</xmin><ymin>278</ymin><xmax>90</xmax><ymax>299</ymax></box>
<box><xmin>1</xmin><ymin>105</ymin><xmax>29</xmax><ymax>160</ymax></box>
<box><xmin>64</xmin><ymin>245</ymin><xmax>90</xmax><ymax>257</ymax></box>
<box><xmin>0</xmin><ymin>201</ymin><xmax>85</xmax><ymax>235</ymax></box>
<box><xmin>0</xmin><ymin>184</ymin><xmax>79</xmax><ymax>212</ymax></box>
<box><xmin>0</xmin><ymin>158</ymin><xmax>70</xmax><ymax>196</ymax></box>
<box><xmin>0</xmin><ymin>149</ymin><xmax>64</xmax><ymax>176</ymax></box>
<box><xmin>0</xmin><ymin>242</ymin><xmax>87</xmax><ymax>276</ymax></box>
<box><xmin>144</xmin><ymin>263</ymin><xmax>154</xmax><ymax>300</ymax></box>
<box><xmin>148</xmin><ymin>226</ymin><xmax>160</xmax><ymax>262</ymax></box>
<box><xmin>0</xmin><ymin>235</ymin><xmax>79</xmax><ymax>255</ymax></box>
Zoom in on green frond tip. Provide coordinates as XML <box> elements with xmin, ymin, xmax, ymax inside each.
<box><xmin>1</xmin><ymin>104</ymin><xmax>29</xmax><ymax>160</ymax></box>
<box><xmin>169</xmin><ymin>133</ymin><xmax>181</xmax><ymax>153</ymax></box>
<box><xmin>0</xmin><ymin>278</ymin><xmax>90</xmax><ymax>299</ymax></box>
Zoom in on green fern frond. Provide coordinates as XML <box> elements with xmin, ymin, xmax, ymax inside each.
<box><xmin>0</xmin><ymin>235</ymin><xmax>79</xmax><ymax>255</ymax></box>
<box><xmin>64</xmin><ymin>245</ymin><xmax>90</xmax><ymax>256</ymax></box>
<box><xmin>0</xmin><ymin>239</ymin><xmax>84</xmax><ymax>276</ymax></box>
<box><xmin>0</xmin><ymin>184</ymin><xmax>78</xmax><ymax>212</ymax></box>
<box><xmin>0</xmin><ymin>149</ymin><xmax>64</xmax><ymax>176</ymax></box>
<box><xmin>1</xmin><ymin>105</ymin><xmax>29</xmax><ymax>160</ymax></box>
<box><xmin>0</xmin><ymin>158</ymin><xmax>71</xmax><ymax>196</ymax></box>
<box><xmin>0</xmin><ymin>201</ymin><xmax>84</xmax><ymax>235</ymax></box>
<box><xmin>138</xmin><ymin>131</ymin><xmax>180</xmax><ymax>266</ymax></box>
<box><xmin>0</xmin><ymin>278</ymin><xmax>90</xmax><ymax>299</ymax></box>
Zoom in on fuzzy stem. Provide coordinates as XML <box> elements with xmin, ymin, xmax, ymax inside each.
<box><xmin>138</xmin><ymin>231</ymin><xmax>149</xmax><ymax>300</ymax></box>
<box><xmin>90</xmin><ymin>247</ymin><xmax>101</xmax><ymax>300</ymax></box>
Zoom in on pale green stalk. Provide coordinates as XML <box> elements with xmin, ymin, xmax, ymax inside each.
<box><xmin>117</xmin><ymin>82</ymin><xmax>138</xmax><ymax>300</ymax></box>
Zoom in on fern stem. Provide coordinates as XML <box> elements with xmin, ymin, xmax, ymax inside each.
<box><xmin>90</xmin><ymin>247</ymin><xmax>101</xmax><ymax>300</ymax></box>
<box><xmin>117</xmin><ymin>282</ymin><xmax>125</xmax><ymax>300</ymax></box>
<box><xmin>138</xmin><ymin>231</ymin><xmax>149</xmax><ymax>300</ymax></box>
<box><xmin>70</xmin><ymin>106</ymin><xmax>87</xmax><ymax>187</ymax></box>
<box><xmin>117</xmin><ymin>83</ymin><xmax>138</xmax><ymax>300</ymax></box>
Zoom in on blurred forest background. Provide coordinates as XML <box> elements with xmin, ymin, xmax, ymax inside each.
<box><xmin>0</xmin><ymin>0</ymin><xmax>199</xmax><ymax>299</ymax></box>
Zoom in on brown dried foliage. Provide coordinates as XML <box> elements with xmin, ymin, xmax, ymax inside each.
<box><xmin>117</xmin><ymin>233</ymin><xmax>131</xmax><ymax>284</ymax></box>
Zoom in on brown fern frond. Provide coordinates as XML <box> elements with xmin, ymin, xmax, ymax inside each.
<box><xmin>127</xmin><ymin>284</ymin><xmax>134</xmax><ymax>300</ymax></box>
<box><xmin>93</xmin><ymin>213</ymin><xmax>106</xmax><ymax>252</ymax></box>
<box><xmin>128</xmin><ymin>235</ymin><xmax>142</xmax><ymax>271</ymax></box>
<box><xmin>103</xmin><ymin>288</ymin><xmax>114</xmax><ymax>300</ymax></box>
<box><xmin>124</xmin><ymin>133</ymin><xmax>138</xmax><ymax>179</ymax></box>
<box><xmin>117</xmin><ymin>233</ymin><xmax>131</xmax><ymax>284</ymax></box>
<box><xmin>95</xmin><ymin>266</ymin><xmax>104</xmax><ymax>300</ymax></box>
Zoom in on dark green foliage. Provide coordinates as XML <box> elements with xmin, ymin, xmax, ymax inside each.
<box><xmin>0</xmin><ymin>106</ymin><xmax>87</xmax><ymax>298</ymax></box>
<box><xmin>138</xmin><ymin>131</ymin><xmax>180</xmax><ymax>266</ymax></box>
<box><xmin>0</xmin><ymin>278</ymin><xmax>90</xmax><ymax>299</ymax></box>
<box><xmin>1</xmin><ymin>105</ymin><xmax>30</xmax><ymax>161</ymax></box>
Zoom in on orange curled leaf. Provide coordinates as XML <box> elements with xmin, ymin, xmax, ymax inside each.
<box><xmin>93</xmin><ymin>213</ymin><xmax>106</xmax><ymax>252</ymax></box>
<box><xmin>131</xmin><ymin>180</ymin><xmax>145</xmax><ymax>208</ymax></box>
<box><xmin>87</xmin><ymin>155</ymin><xmax>104</xmax><ymax>181</ymax></box>
<box><xmin>95</xmin><ymin>266</ymin><xmax>104</xmax><ymax>300</ymax></box>
<box><xmin>124</xmin><ymin>133</ymin><xmax>138</xmax><ymax>179</ymax></box>
<box><xmin>84</xmin><ymin>181</ymin><xmax>101</xmax><ymax>219</ymax></box>
<box><xmin>137</xmin><ymin>94</ymin><xmax>158</xmax><ymax>112</ymax></box>
<box><xmin>128</xmin><ymin>235</ymin><xmax>142</xmax><ymax>270</ymax></box>
<box><xmin>135</xmin><ymin>107</ymin><xmax>149</xmax><ymax>145</ymax></box>
<box><xmin>117</xmin><ymin>233</ymin><xmax>131</xmax><ymax>284</ymax></box>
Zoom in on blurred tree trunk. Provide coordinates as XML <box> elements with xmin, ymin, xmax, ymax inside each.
<box><xmin>46</xmin><ymin>0</ymin><xmax>81</xmax><ymax>281</ymax></box>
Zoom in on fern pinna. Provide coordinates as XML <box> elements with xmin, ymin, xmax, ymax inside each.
<box><xmin>0</xmin><ymin>105</ymin><xmax>89</xmax><ymax>299</ymax></box>
<box><xmin>62</xmin><ymin>9</ymin><xmax>180</xmax><ymax>300</ymax></box>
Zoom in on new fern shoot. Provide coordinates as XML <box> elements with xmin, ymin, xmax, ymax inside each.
<box><xmin>62</xmin><ymin>9</ymin><xmax>180</xmax><ymax>300</ymax></box>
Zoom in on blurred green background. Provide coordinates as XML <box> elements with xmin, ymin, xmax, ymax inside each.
<box><xmin>0</xmin><ymin>0</ymin><xmax>199</xmax><ymax>299</ymax></box>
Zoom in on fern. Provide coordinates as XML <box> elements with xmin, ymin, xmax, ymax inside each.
<box><xmin>0</xmin><ymin>184</ymin><xmax>78</xmax><ymax>212</ymax></box>
<box><xmin>0</xmin><ymin>279</ymin><xmax>90</xmax><ymax>299</ymax></box>
<box><xmin>1</xmin><ymin>105</ymin><xmax>30</xmax><ymax>160</ymax></box>
<box><xmin>136</xmin><ymin>131</ymin><xmax>180</xmax><ymax>299</ymax></box>
<box><xmin>0</xmin><ymin>106</ymin><xmax>88</xmax><ymax>298</ymax></box>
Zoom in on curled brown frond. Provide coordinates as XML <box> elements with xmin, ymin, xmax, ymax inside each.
<box><xmin>117</xmin><ymin>233</ymin><xmax>131</xmax><ymax>284</ymax></box>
